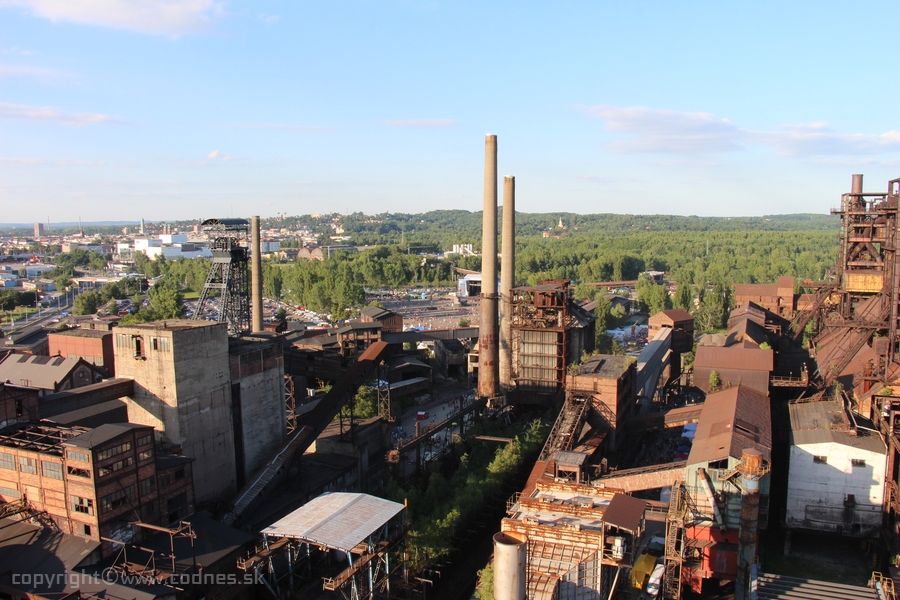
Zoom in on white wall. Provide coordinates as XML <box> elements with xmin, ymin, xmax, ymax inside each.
<box><xmin>785</xmin><ymin>442</ymin><xmax>885</xmax><ymax>534</ymax></box>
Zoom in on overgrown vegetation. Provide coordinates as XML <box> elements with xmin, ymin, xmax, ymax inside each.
<box><xmin>382</xmin><ymin>418</ymin><xmax>548</xmax><ymax>570</ymax></box>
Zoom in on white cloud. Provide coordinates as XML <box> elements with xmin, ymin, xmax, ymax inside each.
<box><xmin>586</xmin><ymin>104</ymin><xmax>900</xmax><ymax>157</ymax></box>
<box><xmin>587</xmin><ymin>105</ymin><xmax>744</xmax><ymax>154</ymax></box>
<box><xmin>207</xmin><ymin>150</ymin><xmax>220</xmax><ymax>159</ymax></box>
<box><xmin>383</xmin><ymin>119</ymin><xmax>459</xmax><ymax>128</ymax></box>
<box><xmin>0</xmin><ymin>156</ymin><xmax>45</xmax><ymax>164</ymax></box>
<box><xmin>0</xmin><ymin>64</ymin><xmax>75</xmax><ymax>82</ymax></box>
<box><xmin>753</xmin><ymin>123</ymin><xmax>900</xmax><ymax>156</ymax></box>
<box><xmin>227</xmin><ymin>122</ymin><xmax>332</xmax><ymax>131</ymax></box>
<box><xmin>0</xmin><ymin>0</ymin><xmax>225</xmax><ymax>36</ymax></box>
<box><xmin>0</xmin><ymin>102</ymin><xmax>123</xmax><ymax>125</ymax></box>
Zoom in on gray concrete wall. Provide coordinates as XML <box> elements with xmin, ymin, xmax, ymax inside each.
<box><xmin>172</xmin><ymin>325</ymin><xmax>236</xmax><ymax>501</ymax></box>
<box><xmin>237</xmin><ymin>366</ymin><xmax>286</xmax><ymax>477</ymax></box>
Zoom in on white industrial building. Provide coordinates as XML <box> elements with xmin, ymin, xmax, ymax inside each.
<box><xmin>785</xmin><ymin>400</ymin><xmax>886</xmax><ymax>537</ymax></box>
<box><xmin>133</xmin><ymin>234</ymin><xmax>212</xmax><ymax>260</ymax></box>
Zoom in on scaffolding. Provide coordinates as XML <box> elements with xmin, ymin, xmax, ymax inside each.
<box><xmin>195</xmin><ymin>218</ymin><xmax>251</xmax><ymax>336</ymax></box>
<box><xmin>510</xmin><ymin>281</ymin><xmax>576</xmax><ymax>394</ymax></box>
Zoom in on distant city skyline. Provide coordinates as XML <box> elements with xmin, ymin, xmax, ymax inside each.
<box><xmin>1</xmin><ymin>1</ymin><xmax>898</xmax><ymax>222</ymax></box>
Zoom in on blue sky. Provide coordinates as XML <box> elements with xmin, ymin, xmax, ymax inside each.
<box><xmin>1</xmin><ymin>0</ymin><xmax>898</xmax><ymax>222</ymax></box>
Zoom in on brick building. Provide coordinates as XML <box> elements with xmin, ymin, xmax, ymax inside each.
<box><xmin>48</xmin><ymin>329</ymin><xmax>115</xmax><ymax>376</ymax></box>
<box><xmin>0</xmin><ymin>422</ymin><xmax>193</xmax><ymax>557</ymax></box>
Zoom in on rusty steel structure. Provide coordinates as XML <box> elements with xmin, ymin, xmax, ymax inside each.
<box><xmin>195</xmin><ymin>218</ymin><xmax>251</xmax><ymax>336</ymax></box>
<box><xmin>509</xmin><ymin>281</ymin><xmax>575</xmax><ymax>394</ymax></box>
<box><xmin>801</xmin><ymin>175</ymin><xmax>900</xmax><ymax>388</ymax></box>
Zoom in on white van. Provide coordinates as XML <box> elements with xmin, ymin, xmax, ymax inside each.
<box><xmin>645</xmin><ymin>562</ymin><xmax>665</xmax><ymax>598</ymax></box>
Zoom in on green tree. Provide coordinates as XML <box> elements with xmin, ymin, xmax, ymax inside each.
<box><xmin>72</xmin><ymin>290</ymin><xmax>102</xmax><ymax>315</ymax></box>
<box><xmin>709</xmin><ymin>370</ymin><xmax>720</xmax><ymax>391</ymax></box>
<box><xmin>475</xmin><ymin>564</ymin><xmax>494</xmax><ymax>600</ymax></box>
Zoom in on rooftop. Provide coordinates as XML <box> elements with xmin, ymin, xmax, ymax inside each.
<box><xmin>261</xmin><ymin>492</ymin><xmax>405</xmax><ymax>552</ymax></box>
<box><xmin>65</xmin><ymin>422</ymin><xmax>152</xmax><ymax>449</ymax></box>
<box><xmin>688</xmin><ymin>386</ymin><xmax>772</xmax><ymax>465</ymax></box>
<box><xmin>114</xmin><ymin>318</ymin><xmax>223</xmax><ymax>332</ymax></box>
<box><xmin>572</xmin><ymin>354</ymin><xmax>632</xmax><ymax>379</ymax></box>
<box><xmin>790</xmin><ymin>400</ymin><xmax>886</xmax><ymax>454</ymax></box>
<box><xmin>0</xmin><ymin>354</ymin><xmax>84</xmax><ymax>390</ymax></box>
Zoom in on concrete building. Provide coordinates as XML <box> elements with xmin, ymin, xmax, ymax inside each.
<box><xmin>434</xmin><ymin>338</ymin><xmax>467</xmax><ymax>378</ymax></box>
<box><xmin>785</xmin><ymin>400</ymin><xmax>886</xmax><ymax>537</ymax></box>
<box><xmin>113</xmin><ymin>320</ymin><xmax>285</xmax><ymax>501</ymax></box>
<box><xmin>48</xmin><ymin>329</ymin><xmax>115</xmax><ymax>376</ymax></box>
<box><xmin>0</xmin><ymin>422</ymin><xmax>193</xmax><ymax>556</ymax></box>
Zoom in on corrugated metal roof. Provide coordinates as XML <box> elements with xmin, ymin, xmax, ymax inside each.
<box><xmin>688</xmin><ymin>386</ymin><xmax>772</xmax><ymax>465</ymax></box>
<box><xmin>555</xmin><ymin>451</ymin><xmax>587</xmax><ymax>467</ymax></box>
<box><xmin>790</xmin><ymin>401</ymin><xmax>886</xmax><ymax>454</ymax></box>
<box><xmin>755</xmin><ymin>572</ymin><xmax>878</xmax><ymax>599</ymax></box>
<box><xmin>602</xmin><ymin>493</ymin><xmax>647</xmax><ymax>532</ymax></box>
<box><xmin>694</xmin><ymin>345</ymin><xmax>773</xmax><ymax>372</ymax></box>
<box><xmin>261</xmin><ymin>492</ymin><xmax>404</xmax><ymax>551</ymax></box>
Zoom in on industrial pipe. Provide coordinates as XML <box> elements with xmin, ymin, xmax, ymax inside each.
<box><xmin>493</xmin><ymin>531</ymin><xmax>526</xmax><ymax>600</ymax></box>
<box><xmin>698</xmin><ymin>468</ymin><xmax>726</xmax><ymax>533</ymax></box>
<box><xmin>499</xmin><ymin>175</ymin><xmax>516</xmax><ymax>393</ymax></box>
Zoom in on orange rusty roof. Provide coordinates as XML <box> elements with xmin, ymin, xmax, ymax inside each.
<box><xmin>602</xmin><ymin>493</ymin><xmax>647</xmax><ymax>532</ymax></box>
<box><xmin>694</xmin><ymin>345</ymin><xmax>773</xmax><ymax>372</ymax></box>
<box><xmin>687</xmin><ymin>386</ymin><xmax>772</xmax><ymax>465</ymax></box>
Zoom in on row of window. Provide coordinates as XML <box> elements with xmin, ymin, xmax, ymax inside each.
<box><xmin>100</xmin><ymin>485</ymin><xmax>135</xmax><ymax>514</ymax></box>
<box><xmin>114</xmin><ymin>333</ymin><xmax>171</xmax><ymax>353</ymax></box>
<box><xmin>813</xmin><ymin>456</ymin><xmax>866</xmax><ymax>467</ymax></box>
<box><xmin>98</xmin><ymin>456</ymin><xmax>134</xmax><ymax>477</ymax></box>
<box><xmin>97</xmin><ymin>442</ymin><xmax>131</xmax><ymax>461</ymax></box>
<box><xmin>4</xmin><ymin>456</ymin><xmax>65</xmax><ymax>480</ymax></box>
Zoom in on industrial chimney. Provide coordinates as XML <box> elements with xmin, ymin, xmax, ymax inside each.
<box><xmin>478</xmin><ymin>135</ymin><xmax>499</xmax><ymax>399</ymax></box>
<box><xmin>499</xmin><ymin>175</ymin><xmax>515</xmax><ymax>393</ymax></box>
<box><xmin>251</xmin><ymin>215</ymin><xmax>264</xmax><ymax>333</ymax></box>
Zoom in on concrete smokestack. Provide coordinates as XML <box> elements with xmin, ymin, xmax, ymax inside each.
<box><xmin>251</xmin><ymin>215</ymin><xmax>264</xmax><ymax>333</ymax></box>
<box><xmin>499</xmin><ymin>175</ymin><xmax>515</xmax><ymax>393</ymax></box>
<box><xmin>478</xmin><ymin>134</ymin><xmax>499</xmax><ymax>399</ymax></box>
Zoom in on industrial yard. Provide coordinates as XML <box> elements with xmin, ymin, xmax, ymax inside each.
<box><xmin>1</xmin><ymin>148</ymin><xmax>900</xmax><ymax>600</ymax></box>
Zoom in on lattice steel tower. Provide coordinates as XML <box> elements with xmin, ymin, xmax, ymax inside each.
<box><xmin>195</xmin><ymin>218</ymin><xmax>251</xmax><ymax>336</ymax></box>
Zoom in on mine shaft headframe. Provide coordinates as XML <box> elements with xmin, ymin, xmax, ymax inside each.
<box><xmin>196</xmin><ymin>218</ymin><xmax>251</xmax><ymax>336</ymax></box>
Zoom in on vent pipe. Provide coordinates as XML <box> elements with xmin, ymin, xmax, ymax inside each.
<box><xmin>736</xmin><ymin>448</ymin><xmax>765</xmax><ymax>600</ymax></box>
<box><xmin>493</xmin><ymin>532</ymin><xmax>526</xmax><ymax>600</ymax></box>
<box><xmin>478</xmin><ymin>134</ymin><xmax>499</xmax><ymax>399</ymax></box>
<box><xmin>251</xmin><ymin>215</ymin><xmax>264</xmax><ymax>333</ymax></box>
<box><xmin>499</xmin><ymin>175</ymin><xmax>515</xmax><ymax>392</ymax></box>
